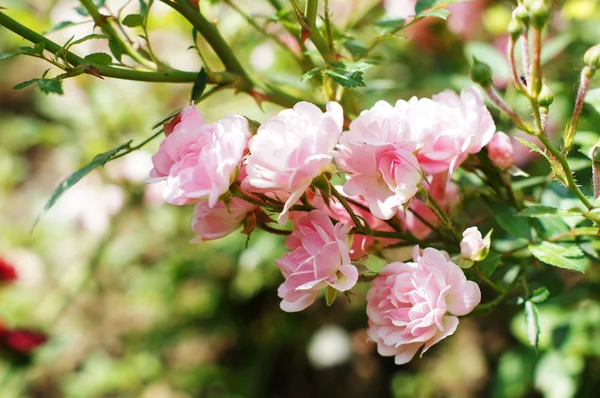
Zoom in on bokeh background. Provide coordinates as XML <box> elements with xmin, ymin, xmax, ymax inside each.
<box><xmin>1</xmin><ymin>0</ymin><xmax>600</xmax><ymax>397</ymax></box>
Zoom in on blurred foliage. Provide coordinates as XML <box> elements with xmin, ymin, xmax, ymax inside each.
<box><xmin>1</xmin><ymin>0</ymin><xmax>600</xmax><ymax>397</ymax></box>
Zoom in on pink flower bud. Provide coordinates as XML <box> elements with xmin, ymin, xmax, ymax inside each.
<box><xmin>366</xmin><ymin>246</ymin><xmax>481</xmax><ymax>364</ymax></box>
<box><xmin>0</xmin><ymin>257</ymin><xmax>18</xmax><ymax>284</ymax></box>
<box><xmin>460</xmin><ymin>227</ymin><xmax>487</xmax><ymax>261</ymax></box>
<box><xmin>487</xmin><ymin>132</ymin><xmax>515</xmax><ymax>169</ymax></box>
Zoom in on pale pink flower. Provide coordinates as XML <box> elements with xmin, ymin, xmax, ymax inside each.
<box><xmin>398</xmin><ymin>174</ymin><xmax>459</xmax><ymax>239</ymax></box>
<box><xmin>487</xmin><ymin>132</ymin><xmax>515</xmax><ymax>170</ymax></box>
<box><xmin>275</xmin><ymin>210</ymin><xmax>357</xmax><ymax>312</ymax></box>
<box><xmin>399</xmin><ymin>87</ymin><xmax>495</xmax><ymax>175</ymax></box>
<box><xmin>384</xmin><ymin>0</ymin><xmax>418</xmax><ymax>20</ymax></box>
<box><xmin>310</xmin><ymin>188</ymin><xmax>398</xmax><ymax>260</ymax></box>
<box><xmin>366</xmin><ymin>246</ymin><xmax>481</xmax><ymax>364</ymax></box>
<box><xmin>243</xmin><ymin>102</ymin><xmax>344</xmax><ymax>223</ymax></box>
<box><xmin>336</xmin><ymin>101</ymin><xmax>422</xmax><ymax>220</ymax></box>
<box><xmin>191</xmin><ymin>198</ymin><xmax>257</xmax><ymax>242</ymax></box>
<box><xmin>460</xmin><ymin>227</ymin><xmax>487</xmax><ymax>261</ymax></box>
<box><xmin>149</xmin><ymin>106</ymin><xmax>251</xmax><ymax>207</ymax></box>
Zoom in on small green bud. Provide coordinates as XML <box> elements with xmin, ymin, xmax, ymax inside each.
<box><xmin>583</xmin><ymin>44</ymin><xmax>600</xmax><ymax>70</ymax></box>
<box><xmin>508</xmin><ymin>19</ymin><xmax>525</xmax><ymax>39</ymax></box>
<box><xmin>512</xmin><ymin>4</ymin><xmax>529</xmax><ymax>25</ymax></box>
<box><xmin>528</xmin><ymin>0</ymin><xmax>551</xmax><ymax>29</ymax></box>
<box><xmin>538</xmin><ymin>84</ymin><xmax>554</xmax><ymax>107</ymax></box>
<box><xmin>590</xmin><ymin>142</ymin><xmax>600</xmax><ymax>163</ymax></box>
<box><xmin>470</xmin><ymin>57</ymin><xmax>493</xmax><ymax>87</ymax></box>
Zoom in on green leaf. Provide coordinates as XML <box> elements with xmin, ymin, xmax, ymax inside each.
<box><xmin>525</xmin><ymin>301</ymin><xmax>540</xmax><ymax>351</ymax></box>
<box><xmin>0</xmin><ymin>52</ymin><xmax>20</xmax><ymax>61</ymax></box>
<box><xmin>528</xmin><ymin>242</ymin><xmax>586</xmax><ymax>272</ymax></box>
<box><xmin>519</xmin><ymin>204</ymin><xmax>583</xmax><ymax>218</ymax></box>
<box><xmin>108</xmin><ymin>38</ymin><xmax>122</xmax><ymax>62</ymax></box>
<box><xmin>74</xmin><ymin>0</ymin><xmax>106</xmax><ymax>16</ymax></box>
<box><xmin>139</xmin><ymin>0</ymin><xmax>149</xmax><ymax>18</ymax></box>
<box><xmin>46</xmin><ymin>21</ymin><xmax>77</xmax><ymax>33</ymax></box>
<box><xmin>71</xmin><ymin>34</ymin><xmax>107</xmax><ymax>46</ymax></box>
<box><xmin>123</xmin><ymin>14</ymin><xmax>144</xmax><ymax>27</ymax></box>
<box><xmin>343</xmin><ymin>38</ymin><xmax>368</xmax><ymax>56</ymax></box>
<box><xmin>478</xmin><ymin>251</ymin><xmax>501</xmax><ymax>278</ymax></box>
<box><xmin>487</xmin><ymin>200</ymin><xmax>532</xmax><ymax>239</ymax></box>
<box><xmin>415</xmin><ymin>0</ymin><xmax>466</xmax><ymax>14</ymax></box>
<box><xmin>530</xmin><ymin>287</ymin><xmax>550</xmax><ymax>304</ymax></box>
<box><xmin>33</xmin><ymin>42</ymin><xmax>45</xmax><ymax>55</ymax></box>
<box><xmin>374</xmin><ymin>18</ymin><xmax>405</xmax><ymax>35</ymax></box>
<box><xmin>13</xmin><ymin>79</ymin><xmax>39</xmax><ymax>90</ymax></box>
<box><xmin>330</xmin><ymin>61</ymin><xmax>377</xmax><ymax>72</ymax></box>
<box><xmin>84</xmin><ymin>52</ymin><xmax>113</xmax><ymax>65</ymax></box>
<box><xmin>37</xmin><ymin>79</ymin><xmax>64</xmax><ymax>95</ymax></box>
<box><xmin>32</xmin><ymin>141</ymin><xmax>132</xmax><ymax>231</ymax></box>
<box><xmin>417</xmin><ymin>9</ymin><xmax>451</xmax><ymax>19</ymax></box>
<box><xmin>323</xmin><ymin>68</ymin><xmax>365</xmax><ymax>88</ymax></box>
<box><xmin>190</xmin><ymin>68</ymin><xmax>208</xmax><ymax>102</ymax></box>
<box><xmin>301</xmin><ymin>68</ymin><xmax>322</xmax><ymax>83</ymax></box>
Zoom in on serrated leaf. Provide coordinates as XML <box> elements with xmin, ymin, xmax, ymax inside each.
<box><xmin>519</xmin><ymin>205</ymin><xmax>583</xmax><ymax>218</ymax></box>
<box><xmin>530</xmin><ymin>287</ymin><xmax>550</xmax><ymax>304</ymax></box>
<box><xmin>514</xmin><ymin>136</ymin><xmax>548</xmax><ymax>157</ymax></box>
<box><xmin>71</xmin><ymin>34</ymin><xmax>107</xmax><ymax>46</ymax></box>
<box><xmin>417</xmin><ymin>9</ymin><xmax>451</xmax><ymax>19</ymax></box>
<box><xmin>478</xmin><ymin>251</ymin><xmax>501</xmax><ymax>278</ymax></box>
<box><xmin>108</xmin><ymin>38</ymin><xmax>122</xmax><ymax>62</ymax></box>
<box><xmin>525</xmin><ymin>301</ymin><xmax>540</xmax><ymax>351</ymax></box>
<box><xmin>33</xmin><ymin>141</ymin><xmax>132</xmax><ymax>231</ymax></box>
<box><xmin>529</xmin><ymin>242</ymin><xmax>585</xmax><ymax>272</ymax></box>
<box><xmin>301</xmin><ymin>67</ymin><xmax>322</xmax><ymax>83</ymax></box>
<box><xmin>323</xmin><ymin>68</ymin><xmax>365</xmax><ymax>88</ymax></box>
<box><xmin>84</xmin><ymin>52</ymin><xmax>113</xmax><ymax>65</ymax></box>
<box><xmin>0</xmin><ymin>52</ymin><xmax>20</xmax><ymax>61</ymax></box>
<box><xmin>191</xmin><ymin>68</ymin><xmax>208</xmax><ymax>102</ymax></box>
<box><xmin>37</xmin><ymin>79</ymin><xmax>64</xmax><ymax>95</ymax></box>
<box><xmin>13</xmin><ymin>79</ymin><xmax>39</xmax><ymax>90</ymax></box>
<box><xmin>123</xmin><ymin>14</ymin><xmax>144</xmax><ymax>27</ymax></box>
<box><xmin>487</xmin><ymin>200</ymin><xmax>532</xmax><ymax>239</ymax></box>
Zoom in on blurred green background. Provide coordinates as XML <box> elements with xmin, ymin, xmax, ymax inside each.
<box><xmin>1</xmin><ymin>0</ymin><xmax>600</xmax><ymax>397</ymax></box>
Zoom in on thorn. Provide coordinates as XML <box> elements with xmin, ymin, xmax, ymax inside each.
<box><xmin>85</xmin><ymin>66</ymin><xmax>104</xmax><ymax>79</ymax></box>
<box><xmin>248</xmin><ymin>89</ymin><xmax>268</xmax><ymax>110</ymax></box>
<box><xmin>300</xmin><ymin>27</ymin><xmax>311</xmax><ymax>47</ymax></box>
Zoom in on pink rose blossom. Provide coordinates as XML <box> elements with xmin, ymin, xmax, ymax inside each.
<box><xmin>243</xmin><ymin>102</ymin><xmax>343</xmax><ymax>223</ymax></box>
<box><xmin>149</xmin><ymin>106</ymin><xmax>251</xmax><ymax>207</ymax></box>
<box><xmin>336</xmin><ymin>101</ymin><xmax>422</xmax><ymax>220</ymax></box>
<box><xmin>275</xmin><ymin>210</ymin><xmax>357</xmax><ymax>312</ymax></box>
<box><xmin>191</xmin><ymin>198</ymin><xmax>257</xmax><ymax>242</ymax></box>
<box><xmin>384</xmin><ymin>0</ymin><xmax>418</xmax><ymax>20</ymax></box>
<box><xmin>397</xmin><ymin>87</ymin><xmax>495</xmax><ymax>175</ymax></box>
<box><xmin>367</xmin><ymin>246</ymin><xmax>481</xmax><ymax>364</ymax></box>
<box><xmin>460</xmin><ymin>227</ymin><xmax>487</xmax><ymax>261</ymax></box>
<box><xmin>398</xmin><ymin>174</ymin><xmax>459</xmax><ymax>239</ymax></box>
<box><xmin>487</xmin><ymin>132</ymin><xmax>515</xmax><ymax>170</ymax></box>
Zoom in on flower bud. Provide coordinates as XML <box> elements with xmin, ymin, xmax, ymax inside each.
<box><xmin>512</xmin><ymin>4</ymin><xmax>529</xmax><ymax>24</ymax></box>
<box><xmin>470</xmin><ymin>57</ymin><xmax>493</xmax><ymax>87</ymax></box>
<box><xmin>460</xmin><ymin>227</ymin><xmax>491</xmax><ymax>262</ymax></box>
<box><xmin>527</xmin><ymin>0</ymin><xmax>551</xmax><ymax>29</ymax></box>
<box><xmin>487</xmin><ymin>132</ymin><xmax>515</xmax><ymax>170</ymax></box>
<box><xmin>508</xmin><ymin>19</ymin><xmax>525</xmax><ymax>39</ymax></box>
<box><xmin>584</xmin><ymin>44</ymin><xmax>600</xmax><ymax>71</ymax></box>
<box><xmin>538</xmin><ymin>84</ymin><xmax>554</xmax><ymax>107</ymax></box>
<box><xmin>591</xmin><ymin>142</ymin><xmax>600</xmax><ymax>163</ymax></box>
<box><xmin>0</xmin><ymin>257</ymin><xmax>18</xmax><ymax>284</ymax></box>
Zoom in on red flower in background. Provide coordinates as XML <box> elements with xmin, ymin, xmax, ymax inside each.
<box><xmin>0</xmin><ymin>322</ymin><xmax>48</xmax><ymax>355</ymax></box>
<box><xmin>0</xmin><ymin>257</ymin><xmax>17</xmax><ymax>284</ymax></box>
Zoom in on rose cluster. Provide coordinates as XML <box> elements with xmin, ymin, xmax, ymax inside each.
<box><xmin>148</xmin><ymin>87</ymin><xmax>510</xmax><ymax>363</ymax></box>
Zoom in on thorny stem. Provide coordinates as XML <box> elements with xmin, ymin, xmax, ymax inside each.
<box><xmin>79</xmin><ymin>0</ymin><xmax>156</xmax><ymax>70</ymax></box>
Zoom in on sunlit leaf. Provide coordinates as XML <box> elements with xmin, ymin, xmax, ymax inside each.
<box><xmin>529</xmin><ymin>242</ymin><xmax>586</xmax><ymax>272</ymax></box>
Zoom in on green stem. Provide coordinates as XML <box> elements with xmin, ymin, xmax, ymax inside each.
<box><xmin>160</xmin><ymin>0</ymin><xmax>251</xmax><ymax>89</ymax></box>
<box><xmin>330</xmin><ymin>185</ymin><xmax>366</xmax><ymax>231</ymax></box>
<box><xmin>474</xmin><ymin>264</ymin><xmax>506</xmax><ymax>294</ymax></box>
<box><xmin>0</xmin><ymin>12</ymin><xmax>234</xmax><ymax>83</ymax></box>
<box><xmin>537</xmin><ymin>133</ymin><xmax>593</xmax><ymax>209</ymax></box>
<box><xmin>79</xmin><ymin>0</ymin><xmax>156</xmax><ymax>70</ymax></box>
<box><xmin>305</xmin><ymin>0</ymin><xmax>335</xmax><ymax>63</ymax></box>
<box><xmin>422</xmin><ymin>186</ymin><xmax>460</xmax><ymax>242</ymax></box>
<box><xmin>563</xmin><ymin>66</ymin><xmax>595</xmax><ymax>154</ymax></box>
